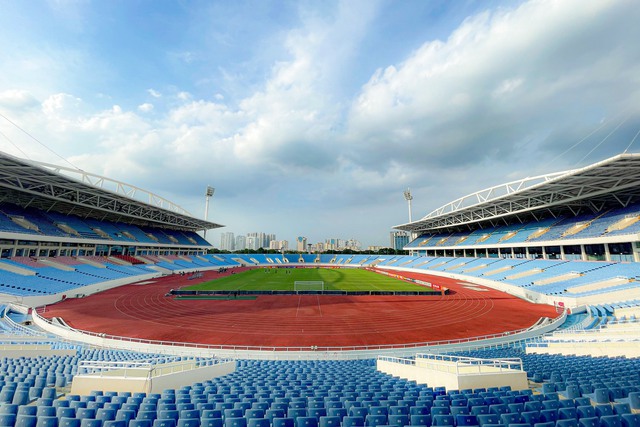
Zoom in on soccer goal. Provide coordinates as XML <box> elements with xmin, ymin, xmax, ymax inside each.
<box><xmin>294</xmin><ymin>281</ymin><xmax>325</xmax><ymax>291</ymax></box>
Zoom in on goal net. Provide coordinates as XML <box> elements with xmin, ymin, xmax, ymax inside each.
<box><xmin>294</xmin><ymin>281</ymin><xmax>325</xmax><ymax>291</ymax></box>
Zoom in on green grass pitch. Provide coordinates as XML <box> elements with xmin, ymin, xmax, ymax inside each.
<box><xmin>182</xmin><ymin>267</ymin><xmax>433</xmax><ymax>292</ymax></box>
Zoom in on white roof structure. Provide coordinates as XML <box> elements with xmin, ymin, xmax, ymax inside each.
<box><xmin>0</xmin><ymin>151</ymin><xmax>223</xmax><ymax>231</ymax></box>
<box><xmin>394</xmin><ymin>153</ymin><xmax>640</xmax><ymax>233</ymax></box>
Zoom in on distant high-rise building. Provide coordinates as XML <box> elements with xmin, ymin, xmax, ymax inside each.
<box><xmin>390</xmin><ymin>231</ymin><xmax>409</xmax><ymax>250</ymax></box>
<box><xmin>235</xmin><ymin>235</ymin><xmax>246</xmax><ymax>251</ymax></box>
<box><xmin>220</xmin><ymin>232</ymin><xmax>235</xmax><ymax>251</ymax></box>
<box><xmin>269</xmin><ymin>240</ymin><xmax>289</xmax><ymax>250</ymax></box>
<box><xmin>246</xmin><ymin>235</ymin><xmax>258</xmax><ymax>251</ymax></box>
<box><xmin>246</xmin><ymin>232</ymin><xmax>276</xmax><ymax>250</ymax></box>
<box><xmin>296</xmin><ymin>236</ymin><xmax>307</xmax><ymax>252</ymax></box>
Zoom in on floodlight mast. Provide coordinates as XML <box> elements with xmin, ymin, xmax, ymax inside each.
<box><xmin>203</xmin><ymin>186</ymin><xmax>215</xmax><ymax>240</ymax></box>
<box><xmin>403</xmin><ymin>188</ymin><xmax>413</xmax><ymax>223</ymax></box>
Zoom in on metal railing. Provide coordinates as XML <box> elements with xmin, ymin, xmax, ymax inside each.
<box><xmin>76</xmin><ymin>358</ymin><xmax>228</xmax><ymax>379</ymax></box>
<box><xmin>31</xmin><ymin>308</ymin><xmax>566</xmax><ymax>358</ymax></box>
<box><xmin>378</xmin><ymin>353</ymin><xmax>524</xmax><ymax>375</ymax></box>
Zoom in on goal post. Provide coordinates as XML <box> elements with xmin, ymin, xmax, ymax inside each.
<box><xmin>294</xmin><ymin>281</ymin><xmax>325</xmax><ymax>291</ymax></box>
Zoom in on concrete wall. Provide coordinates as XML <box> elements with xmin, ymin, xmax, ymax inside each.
<box><xmin>377</xmin><ymin>358</ymin><xmax>527</xmax><ymax>391</ymax></box>
<box><xmin>71</xmin><ymin>360</ymin><xmax>235</xmax><ymax>395</ymax></box>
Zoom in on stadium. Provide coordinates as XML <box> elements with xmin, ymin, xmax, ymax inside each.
<box><xmin>1</xmin><ymin>150</ymin><xmax>640</xmax><ymax>427</ymax></box>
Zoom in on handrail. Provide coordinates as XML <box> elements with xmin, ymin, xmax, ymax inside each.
<box><xmin>76</xmin><ymin>358</ymin><xmax>229</xmax><ymax>379</ymax></box>
<box><xmin>31</xmin><ymin>308</ymin><xmax>566</xmax><ymax>356</ymax></box>
<box><xmin>378</xmin><ymin>354</ymin><xmax>524</xmax><ymax>375</ymax></box>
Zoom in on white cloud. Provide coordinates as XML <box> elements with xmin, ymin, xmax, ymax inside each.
<box><xmin>345</xmin><ymin>0</ymin><xmax>640</xmax><ymax>173</ymax></box>
<box><xmin>147</xmin><ymin>89</ymin><xmax>162</xmax><ymax>98</ymax></box>
<box><xmin>0</xmin><ymin>90</ymin><xmax>39</xmax><ymax>110</ymax></box>
<box><xmin>138</xmin><ymin>103</ymin><xmax>154</xmax><ymax>113</ymax></box>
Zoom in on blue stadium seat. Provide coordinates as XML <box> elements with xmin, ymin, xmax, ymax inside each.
<box><xmin>540</xmin><ymin>410</ymin><xmax>558</xmax><ymax>424</ymax></box>
<box><xmin>476</xmin><ymin>414</ymin><xmax>499</xmax><ymax>427</ymax></box>
<box><xmin>390</xmin><ymin>407</ymin><xmax>409</xmax><ymax>416</ymax></box>
<box><xmin>558</xmin><ymin>408</ymin><xmax>577</xmax><ymax>420</ymax></box>
<box><xmin>577</xmin><ymin>407</ymin><xmax>596</xmax><ymax>420</ymax></box>
<box><xmin>137</xmin><ymin>411</ymin><xmax>159</xmax><ymax>422</ymax></box>
<box><xmin>59</xmin><ymin>418</ymin><xmax>81</xmax><ymax>427</ymax></box>
<box><xmin>200</xmin><ymin>419</ymin><xmax>223</xmax><ymax>427</ymax></box>
<box><xmin>455</xmin><ymin>415</ymin><xmax>477</xmax><ymax>427</ymax></box>
<box><xmin>115</xmin><ymin>410</ymin><xmax>135</xmax><ymax>423</ymax></box>
<box><xmin>613</xmin><ymin>403</ymin><xmax>631</xmax><ymax>416</ymax></box>
<box><xmin>37</xmin><ymin>408</ymin><xmax>56</xmax><ymax>418</ymax></box>
<box><xmin>35</xmin><ymin>416</ymin><xmax>58</xmax><ymax>427</ymax></box>
<box><xmin>579</xmin><ymin>418</ymin><xmax>599</xmax><ymax>427</ymax></box>
<box><xmin>16</xmin><ymin>408</ymin><xmax>36</xmax><ymax>417</ymax></box>
<box><xmin>589</xmin><ymin>389</ymin><xmax>611</xmax><ymax>405</ymax></box>
<box><xmin>16</xmin><ymin>415</ymin><xmax>37</xmax><ymax>427</ymax></box>
<box><xmin>177</xmin><ymin>419</ymin><xmax>201</xmax><ymax>427</ymax></box>
<box><xmin>273</xmin><ymin>419</ymin><xmax>295</xmax><ymax>427</ymax></box>
<box><xmin>57</xmin><ymin>408</ymin><xmax>76</xmax><ymax>419</ymax></box>
<box><xmin>499</xmin><ymin>413</ymin><xmax>522</xmax><ymax>426</ymax></box>
<box><xmin>557</xmin><ymin>420</ymin><xmax>578</xmax><ymax>427</ymax></box>
<box><xmin>153</xmin><ymin>420</ymin><xmax>176</xmax><ymax>427</ymax></box>
<box><xmin>96</xmin><ymin>410</ymin><xmax>116</xmax><ymax>422</ymax></box>
<box><xmin>387</xmin><ymin>414</ymin><xmax>409</xmax><ymax>427</ymax></box>
<box><xmin>621</xmin><ymin>414</ymin><xmax>640</xmax><ymax>427</ymax></box>
<box><xmin>600</xmin><ymin>416</ymin><xmax>622</xmax><ymax>427</ymax></box>
<box><xmin>12</xmin><ymin>390</ymin><xmax>30</xmax><ymax>406</ymax></box>
<box><xmin>224</xmin><ymin>418</ymin><xmax>246</xmax><ymax>427</ymax></box>
<box><xmin>296</xmin><ymin>417</ymin><xmax>318</xmax><ymax>427</ymax></box>
<box><xmin>351</xmin><ymin>409</ymin><xmax>369</xmax><ymax>419</ymax></box>
<box><xmin>470</xmin><ymin>407</ymin><xmax>489</xmax><ymax>417</ymax></box>
<box><xmin>370</xmin><ymin>408</ymin><xmax>389</xmax><ymax>417</ymax></box>
<box><xmin>158</xmin><ymin>411</ymin><xmax>179</xmax><ymax>422</ymax></box>
<box><xmin>450</xmin><ymin>407</ymin><xmax>469</xmax><ymax>417</ymax></box>
<box><xmin>627</xmin><ymin>393</ymin><xmax>640</xmax><ymax>411</ymax></box>
<box><xmin>431</xmin><ymin>415</ymin><xmax>454</xmax><ymax>427</ymax></box>
<box><xmin>318</xmin><ymin>417</ymin><xmax>340</xmax><ymax>427</ymax></box>
<box><xmin>410</xmin><ymin>414</ymin><xmax>430</xmax><ymax>426</ymax></box>
<box><xmin>246</xmin><ymin>420</ymin><xmax>268</xmax><ymax>427</ymax></box>
<box><xmin>326</xmin><ymin>409</ymin><xmax>346</xmax><ymax>419</ymax></box>
<box><xmin>343</xmin><ymin>417</ymin><xmax>365</xmax><ymax>427</ymax></box>
<box><xmin>201</xmin><ymin>411</ymin><xmax>222</xmax><ymax>420</ymax></box>
<box><xmin>0</xmin><ymin>413</ymin><xmax>16</xmax><ymax>427</ymax></box>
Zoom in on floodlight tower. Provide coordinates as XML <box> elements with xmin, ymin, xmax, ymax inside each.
<box><xmin>203</xmin><ymin>186</ymin><xmax>215</xmax><ymax>240</ymax></box>
<box><xmin>403</xmin><ymin>188</ymin><xmax>413</xmax><ymax>223</ymax></box>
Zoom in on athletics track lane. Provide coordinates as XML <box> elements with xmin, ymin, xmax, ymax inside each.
<box><xmin>39</xmin><ymin>268</ymin><xmax>558</xmax><ymax>348</ymax></box>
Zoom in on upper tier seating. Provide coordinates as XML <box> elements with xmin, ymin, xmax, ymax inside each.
<box><xmin>408</xmin><ymin>202</ymin><xmax>640</xmax><ymax>249</ymax></box>
<box><xmin>0</xmin><ymin>203</ymin><xmax>210</xmax><ymax>247</ymax></box>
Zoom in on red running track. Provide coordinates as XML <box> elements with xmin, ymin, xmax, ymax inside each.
<box><xmin>39</xmin><ymin>269</ymin><xmax>558</xmax><ymax>348</ymax></box>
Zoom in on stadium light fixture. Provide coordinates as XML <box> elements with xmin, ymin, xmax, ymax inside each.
<box><xmin>204</xmin><ymin>186</ymin><xmax>215</xmax><ymax>240</ymax></box>
<box><xmin>404</xmin><ymin>188</ymin><xmax>413</xmax><ymax>223</ymax></box>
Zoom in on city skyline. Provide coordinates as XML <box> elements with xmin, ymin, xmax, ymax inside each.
<box><xmin>219</xmin><ymin>231</ymin><xmax>365</xmax><ymax>252</ymax></box>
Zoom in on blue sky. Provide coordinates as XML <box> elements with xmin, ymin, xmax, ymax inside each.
<box><xmin>0</xmin><ymin>0</ymin><xmax>639</xmax><ymax>248</ymax></box>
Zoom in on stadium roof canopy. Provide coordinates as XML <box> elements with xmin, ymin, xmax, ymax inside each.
<box><xmin>394</xmin><ymin>152</ymin><xmax>640</xmax><ymax>234</ymax></box>
<box><xmin>0</xmin><ymin>151</ymin><xmax>223</xmax><ymax>231</ymax></box>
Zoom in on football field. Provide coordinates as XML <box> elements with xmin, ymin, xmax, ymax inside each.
<box><xmin>182</xmin><ymin>267</ymin><xmax>433</xmax><ymax>292</ymax></box>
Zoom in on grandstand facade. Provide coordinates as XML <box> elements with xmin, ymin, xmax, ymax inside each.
<box><xmin>0</xmin><ymin>151</ymin><xmax>221</xmax><ymax>259</ymax></box>
<box><xmin>395</xmin><ymin>153</ymin><xmax>640</xmax><ymax>263</ymax></box>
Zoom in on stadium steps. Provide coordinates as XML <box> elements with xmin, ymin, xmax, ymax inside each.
<box><xmin>533</xmin><ymin>272</ymin><xmax>582</xmax><ymax>285</ymax></box>
<box><xmin>0</xmin><ymin>260</ymin><xmax>36</xmax><ymax>276</ymax></box>
<box><xmin>37</xmin><ymin>259</ymin><xmax>75</xmax><ymax>271</ymax></box>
